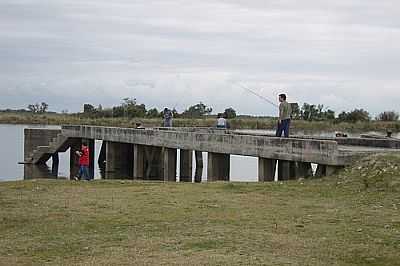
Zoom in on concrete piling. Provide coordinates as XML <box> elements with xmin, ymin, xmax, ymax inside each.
<box><xmin>163</xmin><ymin>148</ymin><xmax>177</xmax><ymax>182</ymax></box>
<box><xmin>194</xmin><ymin>151</ymin><xmax>203</xmax><ymax>183</ymax></box>
<box><xmin>180</xmin><ymin>149</ymin><xmax>193</xmax><ymax>182</ymax></box>
<box><xmin>207</xmin><ymin>152</ymin><xmax>230</xmax><ymax>181</ymax></box>
<box><xmin>315</xmin><ymin>164</ymin><xmax>341</xmax><ymax>177</ymax></box>
<box><xmin>88</xmin><ymin>139</ymin><xmax>95</xmax><ymax>179</ymax></box>
<box><xmin>133</xmin><ymin>144</ymin><xmax>145</xmax><ymax>180</ymax></box>
<box><xmin>105</xmin><ymin>141</ymin><xmax>134</xmax><ymax>179</ymax></box>
<box><xmin>144</xmin><ymin>146</ymin><xmax>163</xmax><ymax>180</ymax></box>
<box><xmin>296</xmin><ymin>162</ymin><xmax>313</xmax><ymax>178</ymax></box>
<box><xmin>277</xmin><ymin>160</ymin><xmax>291</xmax><ymax>181</ymax></box>
<box><xmin>258</xmin><ymin>158</ymin><xmax>276</xmax><ymax>182</ymax></box>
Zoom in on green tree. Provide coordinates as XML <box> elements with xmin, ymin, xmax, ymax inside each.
<box><xmin>337</xmin><ymin>109</ymin><xmax>370</xmax><ymax>122</ymax></box>
<box><xmin>28</xmin><ymin>102</ymin><xmax>48</xmax><ymax>113</ymax></box>
<box><xmin>300</xmin><ymin>103</ymin><xmax>335</xmax><ymax>121</ymax></box>
<box><xmin>182</xmin><ymin>102</ymin><xmax>213</xmax><ymax>118</ymax></box>
<box><xmin>119</xmin><ymin>98</ymin><xmax>147</xmax><ymax>118</ymax></box>
<box><xmin>84</xmin><ymin>104</ymin><xmax>95</xmax><ymax>113</ymax></box>
<box><xmin>224</xmin><ymin>107</ymin><xmax>237</xmax><ymax>119</ymax></box>
<box><xmin>146</xmin><ymin>108</ymin><xmax>160</xmax><ymax>118</ymax></box>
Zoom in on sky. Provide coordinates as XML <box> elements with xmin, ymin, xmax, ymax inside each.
<box><xmin>1</xmin><ymin>0</ymin><xmax>399</xmax><ymax>116</ymax></box>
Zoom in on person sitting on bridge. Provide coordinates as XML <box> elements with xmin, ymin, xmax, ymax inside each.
<box><xmin>163</xmin><ymin>108</ymin><xmax>173</xmax><ymax>127</ymax></box>
<box><xmin>276</xmin><ymin>93</ymin><xmax>292</xmax><ymax>138</ymax></box>
<box><xmin>73</xmin><ymin>142</ymin><xmax>91</xmax><ymax>181</ymax></box>
<box><xmin>216</xmin><ymin>113</ymin><xmax>227</xmax><ymax>129</ymax></box>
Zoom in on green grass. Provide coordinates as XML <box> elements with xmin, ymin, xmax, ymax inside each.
<box><xmin>0</xmin><ymin>177</ymin><xmax>399</xmax><ymax>265</ymax></box>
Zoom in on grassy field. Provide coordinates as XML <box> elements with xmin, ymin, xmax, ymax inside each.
<box><xmin>1</xmin><ymin>112</ymin><xmax>400</xmax><ymax>133</ymax></box>
<box><xmin>1</xmin><ymin>170</ymin><xmax>399</xmax><ymax>265</ymax></box>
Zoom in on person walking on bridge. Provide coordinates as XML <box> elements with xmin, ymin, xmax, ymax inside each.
<box><xmin>276</xmin><ymin>93</ymin><xmax>292</xmax><ymax>138</ymax></box>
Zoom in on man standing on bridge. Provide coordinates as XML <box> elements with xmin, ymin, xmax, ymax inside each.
<box><xmin>276</xmin><ymin>93</ymin><xmax>292</xmax><ymax>138</ymax></box>
<box><xmin>163</xmin><ymin>108</ymin><xmax>173</xmax><ymax>127</ymax></box>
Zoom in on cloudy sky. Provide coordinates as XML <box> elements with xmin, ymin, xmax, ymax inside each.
<box><xmin>1</xmin><ymin>0</ymin><xmax>399</xmax><ymax>116</ymax></box>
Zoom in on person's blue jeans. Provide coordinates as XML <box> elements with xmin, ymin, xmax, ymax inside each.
<box><xmin>164</xmin><ymin>119</ymin><xmax>172</xmax><ymax>127</ymax></box>
<box><xmin>78</xmin><ymin>165</ymin><xmax>90</xmax><ymax>180</ymax></box>
<box><xmin>276</xmin><ymin>119</ymin><xmax>291</xmax><ymax>138</ymax></box>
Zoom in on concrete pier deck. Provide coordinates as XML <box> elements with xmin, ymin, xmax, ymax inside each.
<box><xmin>24</xmin><ymin>125</ymin><xmax>400</xmax><ymax>182</ymax></box>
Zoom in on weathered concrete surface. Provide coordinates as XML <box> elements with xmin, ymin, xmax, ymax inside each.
<box><xmin>62</xmin><ymin>125</ymin><xmax>347</xmax><ymax>166</ymax></box>
<box><xmin>295</xmin><ymin>162</ymin><xmax>313</xmax><ymax>178</ymax></box>
<box><xmin>88</xmin><ymin>139</ymin><xmax>95</xmax><ymax>179</ymax></box>
<box><xmin>258</xmin><ymin>158</ymin><xmax>276</xmax><ymax>182</ymax></box>
<box><xmin>194</xmin><ymin>151</ymin><xmax>203</xmax><ymax>183</ymax></box>
<box><xmin>180</xmin><ymin>149</ymin><xmax>193</xmax><ymax>182</ymax></box>
<box><xmin>105</xmin><ymin>141</ymin><xmax>134</xmax><ymax>179</ymax></box>
<box><xmin>24</xmin><ymin>129</ymin><xmax>61</xmax><ymax>161</ymax></box>
<box><xmin>277</xmin><ymin>160</ymin><xmax>291</xmax><ymax>181</ymax></box>
<box><xmin>144</xmin><ymin>146</ymin><xmax>163</xmax><ymax>180</ymax></box>
<box><xmin>163</xmin><ymin>148</ymin><xmax>177</xmax><ymax>182</ymax></box>
<box><xmin>207</xmin><ymin>152</ymin><xmax>230</xmax><ymax>181</ymax></box>
<box><xmin>133</xmin><ymin>144</ymin><xmax>145</xmax><ymax>180</ymax></box>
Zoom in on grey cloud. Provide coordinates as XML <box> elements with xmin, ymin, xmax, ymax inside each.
<box><xmin>0</xmin><ymin>0</ymin><xmax>399</xmax><ymax>115</ymax></box>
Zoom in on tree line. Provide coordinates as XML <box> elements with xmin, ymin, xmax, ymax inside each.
<box><xmin>1</xmin><ymin>99</ymin><xmax>398</xmax><ymax>123</ymax></box>
<box><xmin>81</xmin><ymin>98</ymin><xmax>238</xmax><ymax>119</ymax></box>
<box><xmin>291</xmin><ymin>103</ymin><xmax>399</xmax><ymax>122</ymax></box>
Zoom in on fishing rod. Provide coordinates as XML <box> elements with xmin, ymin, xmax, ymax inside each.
<box><xmin>238</xmin><ymin>83</ymin><xmax>279</xmax><ymax>108</ymax></box>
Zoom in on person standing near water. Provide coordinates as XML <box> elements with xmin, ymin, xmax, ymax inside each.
<box><xmin>276</xmin><ymin>93</ymin><xmax>292</xmax><ymax>138</ymax></box>
<box><xmin>163</xmin><ymin>108</ymin><xmax>173</xmax><ymax>127</ymax></box>
<box><xmin>74</xmin><ymin>142</ymin><xmax>91</xmax><ymax>181</ymax></box>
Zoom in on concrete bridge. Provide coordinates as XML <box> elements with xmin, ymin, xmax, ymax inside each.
<box><xmin>24</xmin><ymin>125</ymin><xmax>400</xmax><ymax>182</ymax></box>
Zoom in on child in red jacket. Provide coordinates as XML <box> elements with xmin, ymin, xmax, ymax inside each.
<box><xmin>74</xmin><ymin>142</ymin><xmax>90</xmax><ymax>181</ymax></box>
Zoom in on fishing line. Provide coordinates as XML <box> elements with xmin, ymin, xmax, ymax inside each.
<box><xmin>238</xmin><ymin>83</ymin><xmax>279</xmax><ymax>108</ymax></box>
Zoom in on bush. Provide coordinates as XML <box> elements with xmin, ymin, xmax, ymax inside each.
<box><xmin>337</xmin><ymin>109</ymin><xmax>370</xmax><ymax>122</ymax></box>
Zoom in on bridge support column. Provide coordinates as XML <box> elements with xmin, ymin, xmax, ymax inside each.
<box><xmin>88</xmin><ymin>139</ymin><xmax>95</xmax><ymax>179</ymax></box>
<box><xmin>258</xmin><ymin>158</ymin><xmax>276</xmax><ymax>182</ymax></box>
<box><xmin>277</xmin><ymin>160</ymin><xmax>291</xmax><ymax>181</ymax></box>
<box><xmin>194</xmin><ymin>151</ymin><xmax>203</xmax><ymax>183</ymax></box>
<box><xmin>144</xmin><ymin>146</ymin><xmax>163</xmax><ymax>180</ymax></box>
<box><xmin>133</xmin><ymin>144</ymin><xmax>145</xmax><ymax>180</ymax></box>
<box><xmin>105</xmin><ymin>141</ymin><xmax>134</xmax><ymax>179</ymax></box>
<box><xmin>51</xmin><ymin>153</ymin><xmax>59</xmax><ymax>177</ymax></box>
<box><xmin>69</xmin><ymin>138</ymin><xmax>82</xmax><ymax>180</ymax></box>
<box><xmin>315</xmin><ymin>164</ymin><xmax>342</xmax><ymax>177</ymax></box>
<box><xmin>98</xmin><ymin>141</ymin><xmax>106</xmax><ymax>178</ymax></box>
<box><xmin>207</xmin><ymin>152</ymin><xmax>230</xmax><ymax>182</ymax></box>
<box><xmin>180</xmin><ymin>149</ymin><xmax>193</xmax><ymax>182</ymax></box>
<box><xmin>163</xmin><ymin>148</ymin><xmax>177</xmax><ymax>182</ymax></box>
<box><xmin>295</xmin><ymin>162</ymin><xmax>313</xmax><ymax>178</ymax></box>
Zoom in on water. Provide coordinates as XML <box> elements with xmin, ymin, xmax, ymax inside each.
<box><xmin>1</xmin><ymin>124</ymin><xmax>398</xmax><ymax>182</ymax></box>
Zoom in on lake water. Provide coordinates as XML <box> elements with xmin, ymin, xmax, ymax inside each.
<box><xmin>1</xmin><ymin>124</ymin><xmax>398</xmax><ymax>182</ymax></box>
